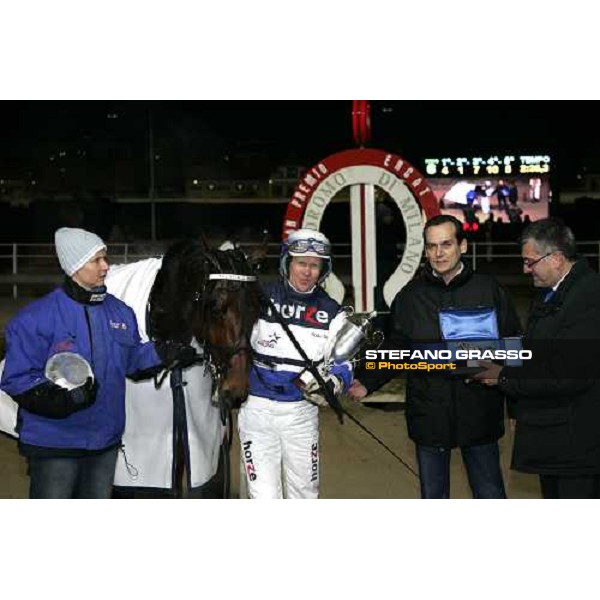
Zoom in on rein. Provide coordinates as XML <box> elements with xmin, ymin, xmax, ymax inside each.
<box><xmin>145</xmin><ymin>241</ymin><xmax>261</xmax><ymax>498</ymax></box>
<box><xmin>258</xmin><ymin>289</ymin><xmax>345</xmax><ymax>422</ymax></box>
<box><xmin>259</xmin><ymin>288</ymin><xmax>418</xmax><ymax>478</ymax></box>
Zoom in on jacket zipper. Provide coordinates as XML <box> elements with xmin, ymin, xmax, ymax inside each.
<box><xmin>84</xmin><ymin>306</ymin><xmax>95</xmax><ymax>447</ymax></box>
<box><xmin>444</xmin><ymin>289</ymin><xmax>458</xmax><ymax>447</ymax></box>
<box><xmin>84</xmin><ymin>306</ymin><xmax>95</xmax><ymax>367</ymax></box>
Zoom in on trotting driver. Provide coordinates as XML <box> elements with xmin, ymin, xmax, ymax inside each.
<box><xmin>238</xmin><ymin>228</ymin><xmax>352</xmax><ymax>498</ymax></box>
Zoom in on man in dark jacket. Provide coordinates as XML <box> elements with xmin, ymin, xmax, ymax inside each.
<box><xmin>1</xmin><ymin>227</ymin><xmax>196</xmax><ymax>499</ymax></box>
<box><xmin>473</xmin><ymin>218</ymin><xmax>600</xmax><ymax>498</ymax></box>
<box><xmin>348</xmin><ymin>215</ymin><xmax>521</xmax><ymax>498</ymax></box>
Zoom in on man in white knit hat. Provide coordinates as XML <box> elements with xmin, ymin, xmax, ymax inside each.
<box><xmin>0</xmin><ymin>227</ymin><xmax>196</xmax><ymax>498</ymax></box>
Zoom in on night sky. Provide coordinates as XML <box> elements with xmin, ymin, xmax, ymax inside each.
<box><xmin>1</xmin><ymin>100</ymin><xmax>597</xmax><ymax>184</ymax></box>
<box><xmin>2</xmin><ymin>100</ymin><xmax>600</xmax><ymax>242</ymax></box>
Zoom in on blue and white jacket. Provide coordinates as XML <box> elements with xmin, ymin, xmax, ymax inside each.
<box><xmin>249</xmin><ymin>280</ymin><xmax>352</xmax><ymax>402</ymax></box>
<box><xmin>1</xmin><ymin>286</ymin><xmax>161</xmax><ymax>451</ymax></box>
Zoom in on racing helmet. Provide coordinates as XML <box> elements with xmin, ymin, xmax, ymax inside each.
<box><xmin>280</xmin><ymin>228</ymin><xmax>332</xmax><ymax>285</ymax></box>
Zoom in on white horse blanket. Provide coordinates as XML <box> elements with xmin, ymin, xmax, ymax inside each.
<box><xmin>0</xmin><ymin>258</ymin><xmax>225</xmax><ymax>491</ymax></box>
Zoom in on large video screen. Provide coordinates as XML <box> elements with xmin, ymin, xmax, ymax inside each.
<box><xmin>422</xmin><ymin>154</ymin><xmax>551</xmax><ymax>226</ymax></box>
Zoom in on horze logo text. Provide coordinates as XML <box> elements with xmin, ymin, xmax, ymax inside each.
<box><xmin>243</xmin><ymin>440</ymin><xmax>257</xmax><ymax>481</ymax></box>
<box><xmin>269</xmin><ymin>302</ymin><xmax>330</xmax><ymax>325</ymax></box>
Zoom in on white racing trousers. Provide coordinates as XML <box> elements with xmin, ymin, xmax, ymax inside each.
<box><xmin>238</xmin><ymin>395</ymin><xmax>319</xmax><ymax>499</ymax></box>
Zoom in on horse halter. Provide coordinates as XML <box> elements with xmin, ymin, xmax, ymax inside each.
<box><xmin>208</xmin><ymin>273</ymin><xmax>257</xmax><ymax>283</ymax></box>
<box><xmin>198</xmin><ymin>249</ymin><xmax>259</xmax><ymax>383</ymax></box>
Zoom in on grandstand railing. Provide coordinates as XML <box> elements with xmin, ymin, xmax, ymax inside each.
<box><xmin>2</xmin><ymin>240</ymin><xmax>600</xmax><ymax>300</ymax></box>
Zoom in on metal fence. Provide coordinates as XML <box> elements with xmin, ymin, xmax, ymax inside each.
<box><xmin>0</xmin><ymin>242</ymin><xmax>171</xmax><ymax>299</ymax></box>
<box><xmin>2</xmin><ymin>240</ymin><xmax>600</xmax><ymax>300</ymax></box>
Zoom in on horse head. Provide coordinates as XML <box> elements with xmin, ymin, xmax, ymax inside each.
<box><xmin>197</xmin><ymin>246</ymin><xmax>262</xmax><ymax>404</ymax></box>
<box><xmin>148</xmin><ymin>239</ymin><xmax>261</xmax><ymax>406</ymax></box>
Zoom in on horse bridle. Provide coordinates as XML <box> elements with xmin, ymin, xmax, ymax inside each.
<box><xmin>192</xmin><ymin>251</ymin><xmax>259</xmax><ymax>442</ymax></box>
<box><xmin>208</xmin><ymin>273</ymin><xmax>257</xmax><ymax>283</ymax></box>
<box><xmin>196</xmin><ymin>251</ymin><xmax>258</xmax><ymax>382</ymax></box>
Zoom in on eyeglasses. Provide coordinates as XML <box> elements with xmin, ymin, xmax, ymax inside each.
<box><xmin>287</xmin><ymin>238</ymin><xmax>330</xmax><ymax>256</ymax></box>
<box><xmin>522</xmin><ymin>252</ymin><xmax>552</xmax><ymax>268</ymax></box>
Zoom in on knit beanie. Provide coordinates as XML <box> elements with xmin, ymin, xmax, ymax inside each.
<box><xmin>55</xmin><ymin>227</ymin><xmax>107</xmax><ymax>276</ymax></box>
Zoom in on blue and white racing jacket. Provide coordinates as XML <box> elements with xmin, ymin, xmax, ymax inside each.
<box><xmin>249</xmin><ymin>280</ymin><xmax>353</xmax><ymax>402</ymax></box>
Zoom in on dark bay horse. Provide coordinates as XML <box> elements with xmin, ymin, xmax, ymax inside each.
<box><xmin>148</xmin><ymin>239</ymin><xmax>261</xmax><ymax>406</ymax></box>
<box><xmin>108</xmin><ymin>239</ymin><xmax>262</xmax><ymax>498</ymax></box>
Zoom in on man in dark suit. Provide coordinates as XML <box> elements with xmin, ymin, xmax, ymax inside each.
<box><xmin>473</xmin><ymin>218</ymin><xmax>600</xmax><ymax>498</ymax></box>
<box><xmin>349</xmin><ymin>215</ymin><xmax>521</xmax><ymax>499</ymax></box>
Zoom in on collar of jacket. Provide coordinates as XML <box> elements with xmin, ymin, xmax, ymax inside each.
<box><xmin>62</xmin><ymin>276</ymin><xmax>107</xmax><ymax>305</ymax></box>
<box><xmin>422</xmin><ymin>259</ymin><xmax>473</xmax><ymax>288</ymax></box>
<box><xmin>535</xmin><ymin>257</ymin><xmax>588</xmax><ymax>306</ymax></box>
<box><xmin>529</xmin><ymin>258</ymin><xmax>589</xmax><ymax>321</ymax></box>
<box><xmin>283</xmin><ymin>278</ymin><xmax>320</xmax><ymax>298</ymax></box>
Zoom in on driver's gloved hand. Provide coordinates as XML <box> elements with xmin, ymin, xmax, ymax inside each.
<box><xmin>303</xmin><ymin>375</ymin><xmax>343</xmax><ymax>407</ymax></box>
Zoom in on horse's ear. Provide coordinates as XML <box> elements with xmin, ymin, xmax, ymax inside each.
<box><xmin>248</xmin><ymin>229</ymin><xmax>271</xmax><ymax>271</ymax></box>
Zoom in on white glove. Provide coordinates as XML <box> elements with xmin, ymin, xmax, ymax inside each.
<box><xmin>303</xmin><ymin>374</ymin><xmax>344</xmax><ymax>407</ymax></box>
<box><xmin>304</xmin><ymin>390</ymin><xmax>329</xmax><ymax>407</ymax></box>
<box><xmin>297</xmin><ymin>368</ymin><xmax>321</xmax><ymax>395</ymax></box>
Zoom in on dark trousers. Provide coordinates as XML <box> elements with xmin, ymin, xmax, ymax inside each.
<box><xmin>539</xmin><ymin>475</ymin><xmax>600</xmax><ymax>499</ymax></box>
<box><xmin>416</xmin><ymin>442</ymin><xmax>506</xmax><ymax>499</ymax></box>
<box><xmin>28</xmin><ymin>446</ymin><xmax>118</xmax><ymax>499</ymax></box>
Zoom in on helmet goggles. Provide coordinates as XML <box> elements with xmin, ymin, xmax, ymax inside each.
<box><xmin>287</xmin><ymin>238</ymin><xmax>331</xmax><ymax>257</ymax></box>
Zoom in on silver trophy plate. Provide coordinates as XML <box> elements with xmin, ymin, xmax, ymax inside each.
<box><xmin>44</xmin><ymin>352</ymin><xmax>93</xmax><ymax>391</ymax></box>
